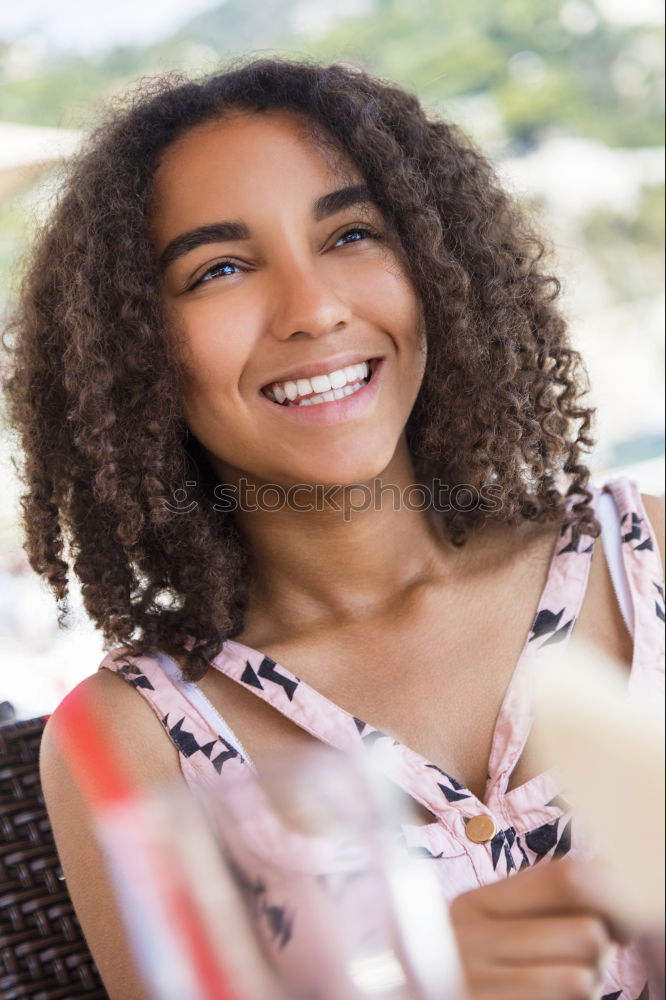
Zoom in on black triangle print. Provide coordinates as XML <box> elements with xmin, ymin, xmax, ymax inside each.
<box><xmin>438</xmin><ymin>782</ymin><xmax>470</xmax><ymax>803</ymax></box>
<box><xmin>655</xmin><ymin>581</ymin><xmax>665</xmax><ymax>622</ymax></box>
<box><xmin>541</xmin><ymin>618</ymin><xmax>574</xmax><ymax>646</ymax></box>
<box><xmin>600</xmin><ymin>993</ymin><xmax>622</xmax><ymax>1000</ymax></box>
<box><xmin>212</xmin><ymin>745</ymin><xmax>239</xmax><ymax>773</ymax></box>
<box><xmin>257</xmin><ymin>656</ymin><xmax>299</xmax><ymax>700</ymax></box>
<box><xmin>529</xmin><ymin>608</ymin><xmax>564</xmax><ymax>641</ymax></box>
<box><xmin>545</xmin><ymin>794</ymin><xmax>571</xmax><ymax>811</ymax></box>
<box><xmin>503</xmin><ymin>841</ymin><xmax>516</xmax><ymax>873</ymax></box>
<box><xmin>119</xmin><ymin>662</ymin><xmax>155</xmax><ymax>690</ymax></box>
<box><xmin>362</xmin><ymin>729</ymin><xmax>388</xmax><ymax>747</ymax></box>
<box><xmin>634</xmin><ymin>536</ymin><xmax>653</xmax><ymax>551</ymax></box>
<box><xmin>514</xmin><ymin>834</ymin><xmax>530</xmax><ymax>870</ymax></box>
<box><xmin>199</xmin><ymin>740</ymin><xmax>217</xmax><ymax>759</ymax></box>
<box><xmin>426</xmin><ymin>763</ymin><xmax>467</xmax><ymax>789</ymax></box>
<box><xmin>168</xmin><ymin>717</ymin><xmax>202</xmax><ymax>758</ymax></box>
<box><xmin>557</xmin><ymin>535</ymin><xmax>594</xmax><ymax>555</ymax></box>
<box><xmin>119</xmin><ymin>661</ymin><xmax>142</xmax><ymax>676</ymax></box>
<box><xmin>227</xmin><ymin>856</ymin><xmax>267</xmax><ymax>901</ymax></box>
<box><xmin>130</xmin><ymin>674</ymin><xmax>155</xmax><ymax>690</ymax></box>
<box><xmin>622</xmin><ymin>513</ymin><xmax>643</xmax><ymax>544</ymax></box>
<box><xmin>353</xmin><ymin>716</ymin><xmax>367</xmax><ymax>734</ymax></box>
<box><xmin>491</xmin><ymin>831</ymin><xmax>505</xmax><ymax>871</ymax></box>
<box><xmin>241</xmin><ymin>661</ymin><xmax>264</xmax><ymax>690</ymax></box>
<box><xmin>525</xmin><ymin>819</ymin><xmax>559</xmax><ymax>861</ymax></box>
<box><xmin>553</xmin><ymin>817</ymin><xmax>572</xmax><ymax>858</ymax></box>
<box><xmin>265</xmin><ymin>905</ymin><xmax>293</xmax><ymax>949</ymax></box>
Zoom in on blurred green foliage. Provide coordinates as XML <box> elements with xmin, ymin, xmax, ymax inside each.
<box><xmin>583</xmin><ymin>182</ymin><xmax>665</xmax><ymax>301</ymax></box>
<box><xmin>0</xmin><ymin>0</ymin><xmax>663</xmax><ymax>312</ymax></box>
<box><xmin>0</xmin><ymin>0</ymin><xmax>663</xmax><ymax>149</ymax></box>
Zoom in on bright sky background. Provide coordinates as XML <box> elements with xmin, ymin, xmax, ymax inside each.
<box><xmin>0</xmin><ymin>0</ymin><xmax>663</xmax><ymax>55</ymax></box>
<box><xmin>0</xmin><ymin>0</ymin><xmax>224</xmax><ymax>53</ymax></box>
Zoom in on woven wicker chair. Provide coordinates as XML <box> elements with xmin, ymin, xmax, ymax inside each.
<box><xmin>0</xmin><ymin>716</ymin><xmax>109</xmax><ymax>999</ymax></box>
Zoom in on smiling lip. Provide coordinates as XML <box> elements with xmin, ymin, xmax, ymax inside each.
<box><xmin>260</xmin><ymin>353</ymin><xmax>383</xmax><ymax>391</ymax></box>
<box><xmin>259</xmin><ymin>358</ymin><xmax>384</xmax><ymax>426</ymax></box>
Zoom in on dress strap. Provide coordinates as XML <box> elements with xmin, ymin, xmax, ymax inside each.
<box><xmin>155</xmin><ymin>651</ymin><xmax>254</xmax><ymax>767</ymax></box>
<box><xmin>600</xmin><ymin>477</ymin><xmax>664</xmax><ymax>699</ymax></box>
<box><xmin>98</xmin><ymin>648</ymin><xmax>253</xmax><ymax>785</ymax></box>
<box><xmin>488</xmin><ymin>476</ymin><xmax>664</xmax><ymax>805</ymax></box>
<box><xmin>485</xmin><ymin>485</ymin><xmax>598</xmax><ymax>800</ymax></box>
<box><xmin>597</xmin><ymin>489</ymin><xmax>634</xmax><ymax>638</ymax></box>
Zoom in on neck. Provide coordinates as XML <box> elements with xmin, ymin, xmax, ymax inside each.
<box><xmin>210</xmin><ymin>437</ymin><xmax>499</xmax><ymax>636</ymax></box>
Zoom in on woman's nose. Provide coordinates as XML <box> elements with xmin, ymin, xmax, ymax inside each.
<box><xmin>268</xmin><ymin>260</ymin><xmax>353</xmax><ymax>342</ymax></box>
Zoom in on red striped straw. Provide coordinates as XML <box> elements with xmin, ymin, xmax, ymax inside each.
<box><xmin>50</xmin><ymin>684</ymin><xmax>137</xmax><ymax>806</ymax></box>
<box><xmin>52</xmin><ymin>683</ymin><xmax>245</xmax><ymax>1000</ymax></box>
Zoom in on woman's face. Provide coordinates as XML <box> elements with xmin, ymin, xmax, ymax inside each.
<box><xmin>152</xmin><ymin>110</ymin><xmax>426</xmax><ymax>488</ymax></box>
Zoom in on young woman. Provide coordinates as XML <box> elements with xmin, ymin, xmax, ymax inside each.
<box><xmin>5</xmin><ymin>58</ymin><xmax>664</xmax><ymax>999</ymax></box>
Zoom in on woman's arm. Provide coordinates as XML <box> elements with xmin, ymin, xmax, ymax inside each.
<box><xmin>40</xmin><ymin>668</ymin><xmax>183</xmax><ymax>1000</ymax></box>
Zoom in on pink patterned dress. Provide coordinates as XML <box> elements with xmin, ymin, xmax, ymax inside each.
<box><xmin>99</xmin><ymin>477</ymin><xmax>664</xmax><ymax>999</ymax></box>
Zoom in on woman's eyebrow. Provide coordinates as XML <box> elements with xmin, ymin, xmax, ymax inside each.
<box><xmin>312</xmin><ymin>183</ymin><xmax>374</xmax><ymax>221</ymax></box>
<box><xmin>157</xmin><ymin>184</ymin><xmax>375</xmax><ymax>273</ymax></box>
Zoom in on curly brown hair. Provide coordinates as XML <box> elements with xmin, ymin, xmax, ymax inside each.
<box><xmin>3</xmin><ymin>56</ymin><xmax>597</xmax><ymax>681</ymax></box>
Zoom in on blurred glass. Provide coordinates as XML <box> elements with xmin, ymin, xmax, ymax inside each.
<box><xmin>100</xmin><ymin>781</ymin><xmax>286</xmax><ymax>1000</ymax></box>
<box><xmin>99</xmin><ymin>745</ymin><xmax>463</xmax><ymax>1000</ymax></box>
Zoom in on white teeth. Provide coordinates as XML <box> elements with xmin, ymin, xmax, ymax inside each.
<box><xmin>310</xmin><ymin>373</ymin><xmax>332</xmax><ymax>393</ymax></box>
<box><xmin>265</xmin><ymin>359</ymin><xmax>374</xmax><ymax>405</ymax></box>
<box><xmin>284</xmin><ymin>380</ymin><xmax>367</xmax><ymax>407</ymax></box>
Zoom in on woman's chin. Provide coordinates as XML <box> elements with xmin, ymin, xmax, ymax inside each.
<box><xmin>285</xmin><ymin>451</ymin><xmax>397</xmax><ymax>493</ymax></box>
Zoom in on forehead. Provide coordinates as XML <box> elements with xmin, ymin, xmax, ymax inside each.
<box><xmin>150</xmin><ymin>110</ymin><xmax>360</xmax><ymax>233</ymax></box>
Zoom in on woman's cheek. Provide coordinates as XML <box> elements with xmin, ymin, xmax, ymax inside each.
<box><xmin>360</xmin><ymin>252</ymin><xmax>419</xmax><ymax>318</ymax></box>
<box><xmin>177</xmin><ymin>297</ymin><xmax>256</xmax><ymax>388</ymax></box>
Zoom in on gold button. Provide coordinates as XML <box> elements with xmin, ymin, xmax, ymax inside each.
<box><xmin>465</xmin><ymin>814</ymin><xmax>497</xmax><ymax>844</ymax></box>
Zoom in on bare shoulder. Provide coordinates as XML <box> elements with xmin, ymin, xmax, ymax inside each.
<box><xmin>40</xmin><ymin>667</ymin><xmax>182</xmax><ymax>999</ymax></box>
<box><xmin>640</xmin><ymin>492</ymin><xmax>665</xmax><ymax>567</ymax></box>
<box><xmin>42</xmin><ymin>666</ymin><xmax>180</xmax><ymax>788</ymax></box>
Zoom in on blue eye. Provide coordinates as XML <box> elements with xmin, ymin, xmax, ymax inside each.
<box><xmin>335</xmin><ymin>226</ymin><xmax>379</xmax><ymax>246</ymax></box>
<box><xmin>188</xmin><ymin>227</ymin><xmax>381</xmax><ymax>290</ymax></box>
<box><xmin>194</xmin><ymin>260</ymin><xmax>242</xmax><ymax>286</ymax></box>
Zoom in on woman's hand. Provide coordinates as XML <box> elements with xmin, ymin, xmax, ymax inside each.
<box><xmin>449</xmin><ymin>857</ymin><xmax>627</xmax><ymax>1000</ymax></box>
